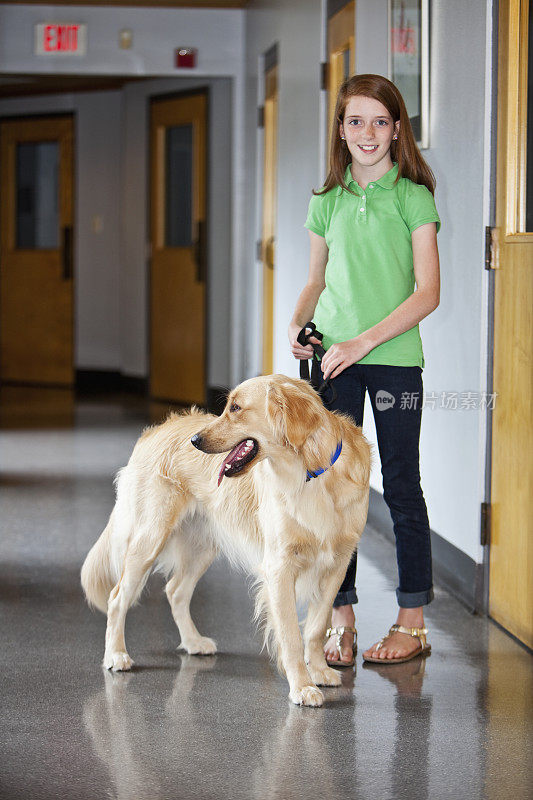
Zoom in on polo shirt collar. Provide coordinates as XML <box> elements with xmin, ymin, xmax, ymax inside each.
<box><xmin>375</xmin><ymin>162</ymin><xmax>399</xmax><ymax>189</ymax></box>
<box><xmin>344</xmin><ymin>162</ymin><xmax>399</xmax><ymax>190</ymax></box>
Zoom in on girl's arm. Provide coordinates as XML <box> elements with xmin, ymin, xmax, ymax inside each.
<box><xmin>321</xmin><ymin>222</ymin><xmax>440</xmax><ymax>380</ymax></box>
<box><xmin>288</xmin><ymin>230</ymin><xmax>329</xmax><ymax>360</ymax></box>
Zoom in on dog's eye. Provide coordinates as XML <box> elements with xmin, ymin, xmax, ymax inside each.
<box><xmin>229</xmin><ymin>403</ymin><xmax>241</xmax><ymax>412</ymax></box>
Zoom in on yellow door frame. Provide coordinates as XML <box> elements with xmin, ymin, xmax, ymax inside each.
<box><xmin>261</xmin><ymin>63</ymin><xmax>278</xmax><ymax>376</ymax></box>
<box><xmin>489</xmin><ymin>0</ymin><xmax>533</xmax><ymax>648</ymax></box>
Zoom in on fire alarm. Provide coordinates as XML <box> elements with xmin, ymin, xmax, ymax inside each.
<box><xmin>175</xmin><ymin>47</ymin><xmax>197</xmax><ymax>68</ymax></box>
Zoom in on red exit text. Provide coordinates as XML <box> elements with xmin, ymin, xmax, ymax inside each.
<box><xmin>35</xmin><ymin>23</ymin><xmax>87</xmax><ymax>56</ymax></box>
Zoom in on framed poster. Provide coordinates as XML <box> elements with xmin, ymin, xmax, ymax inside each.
<box><xmin>388</xmin><ymin>0</ymin><xmax>429</xmax><ymax>149</ymax></box>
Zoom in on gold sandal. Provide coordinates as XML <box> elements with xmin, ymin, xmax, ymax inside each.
<box><xmin>325</xmin><ymin>625</ymin><xmax>357</xmax><ymax>668</ymax></box>
<box><xmin>363</xmin><ymin>624</ymin><xmax>431</xmax><ymax>664</ymax></box>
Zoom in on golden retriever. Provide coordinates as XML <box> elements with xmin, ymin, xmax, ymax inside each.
<box><xmin>81</xmin><ymin>375</ymin><xmax>370</xmax><ymax>706</ymax></box>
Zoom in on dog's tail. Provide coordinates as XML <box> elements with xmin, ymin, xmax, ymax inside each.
<box><xmin>80</xmin><ymin>510</ymin><xmax>119</xmax><ymax>614</ymax></box>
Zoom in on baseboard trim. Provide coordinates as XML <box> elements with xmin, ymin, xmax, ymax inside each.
<box><xmin>367</xmin><ymin>487</ymin><xmax>481</xmax><ymax>613</ymax></box>
<box><xmin>75</xmin><ymin>370</ymin><xmax>148</xmax><ymax>395</ymax></box>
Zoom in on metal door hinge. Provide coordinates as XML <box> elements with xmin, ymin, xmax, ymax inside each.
<box><xmin>256</xmin><ymin>239</ymin><xmax>263</xmax><ymax>261</ymax></box>
<box><xmin>485</xmin><ymin>226</ymin><xmax>499</xmax><ymax>270</ymax></box>
<box><xmin>321</xmin><ymin>62</ymin><xmax>328</xmax><ymax>91</ymax></box>
<box><xmin>480</xmin><ymin>501</ymin><xmax>491</xmax><ymax>546</ymax></box>
<box><xmin>257</xmin><ymin>105</ymin><xmax>264</xmax><ymax>128</ymax></box>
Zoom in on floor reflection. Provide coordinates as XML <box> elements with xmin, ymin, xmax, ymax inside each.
<box><xmin>84</xmin><ymin>657</ymin><xmax>353</xmax><ymax>800</ymax></box>
<box><xmin>484</xmin><ymin>624</ymin><xmax>533</xmax><ymax>799</ymax></box>
<box><xmin>82</xmin><ymin>652</ymin><xmax>437</xmax><ymax>800</ymax></box>
<box><xmin>0</xmin><ymin>385</ymin><xmax>74</xmax><ymax>429</ymax></box>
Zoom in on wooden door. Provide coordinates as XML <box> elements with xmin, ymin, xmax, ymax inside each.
<box><xmin>489</xmin><ymin>0</ymin><xmax>533</xmax><ymax>648</ymax></box>
<box><xmin>150</xmin><ymin>92</ymin><xmax>207</xmax><ymax>404</ymax></box>
<box><xmin>261</xmin><ymin>65</ymin><xmax>278</xmax><ymax>375</ymax></box>
<box><xmin>327</xmin><ymin>1</ymin><xmax>355</xmax><ymax>139</ymax></box>
<box><xmin>0</xmin><ymin>115</ymin><xmax>74</xmax><ymax>385</ymax></box>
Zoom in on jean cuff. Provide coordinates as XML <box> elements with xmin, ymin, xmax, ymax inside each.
<box><xmin>396</xmin><ymin>587</ymin><xmax>434</xmax><ymax>608</ymax></box>
<box><xmin>333</xmin><ymin>589</ymin><xmax>358</xmax><ymax>608</ymax></box>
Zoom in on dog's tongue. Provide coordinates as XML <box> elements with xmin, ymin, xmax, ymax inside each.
<box><xmin>217</xmin><ymin>443</ymin><xmax>244</xmax><ymax>486</ymax></box>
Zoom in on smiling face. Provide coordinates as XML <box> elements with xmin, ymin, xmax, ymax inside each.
<box><xmin>339</xmin><ymin>95</ymin><xmax>399</xmax><ymax>180</ymax></box>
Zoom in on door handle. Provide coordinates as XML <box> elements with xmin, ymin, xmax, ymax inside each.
<box><xmin>193</xmin><ymin>220</ymin><xmax>207</xmax><ymax>283</ymax></box>
<box><xmin>265</xmin><ymin>235</ymin><xmax>275</xmax><ymax>270</ymax></box>
<box><xmin>62</xmin><ymin>226</ymin><xmax>73</xmax><ymax>281</ymax></box>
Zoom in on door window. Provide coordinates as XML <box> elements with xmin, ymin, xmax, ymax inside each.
<box><xmin>16</xmin><ymin>141</ymin><xmax>59</xmax><ymax>249</ymax></box>
<box><xmin>165</xmin><ymin>124</ymin><xmax>193</xmax><ymax>247</ymax></box>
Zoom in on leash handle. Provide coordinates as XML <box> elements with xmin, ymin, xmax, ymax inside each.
<box><xmin>297</xmin><ymin>322</ymin><xmax>324</xmax><ymax>381</ymax></box>
<box><xmin>296</xmin><ymin>321</ymin><xmax>325</xmax><ymax>354</ymax></box>
<box><xmin>297</xmin><ymin>323</ymin><xmax>336</xmax><ymax>404</ymax></box>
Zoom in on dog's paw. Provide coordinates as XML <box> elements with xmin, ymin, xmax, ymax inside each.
<box><xmin>103</xmin><ymin>651</ymin><xmax>134</xmax><ymax>672</ymax></box>
<box><xmin>307</xmin><ymin>664</ymin><xmax>342</xmax><ymax>687</ymax></box>
<box><xmin>181</xmin><ymin>636</ymin><xmax>217</xmax><ymax>655</ymax></box>
<box><xmin>289</xmin><ymin>685</ymin><xmax>324</xmax><ymax>707</ymax></box>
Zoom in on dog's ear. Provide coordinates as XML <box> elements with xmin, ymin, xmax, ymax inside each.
<box><xmin>266</xmin><ymin>381</ymin><xmax>322</xmax><ymax>451</ymax></box>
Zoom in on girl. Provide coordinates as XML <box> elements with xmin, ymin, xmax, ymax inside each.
<box><xmin>288</xmin><ymin>74</ymin><xmax>440</xmax><ymax>666</ymax></box>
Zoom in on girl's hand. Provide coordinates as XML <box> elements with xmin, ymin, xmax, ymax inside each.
<box><xmin>288</xmin><ymin>322</ymin><xmax>322</xmax><ymax>360</ymax></box>
<box><xmin>320</xmin><ymin>334</ymin><xmax>374</xmax><ymax>380</ymax></box>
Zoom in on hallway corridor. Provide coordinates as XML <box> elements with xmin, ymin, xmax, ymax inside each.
<box><xmin>0</xmin><ymin>389</ymin><xmax>531</xmax><ymax>800</ymax></box>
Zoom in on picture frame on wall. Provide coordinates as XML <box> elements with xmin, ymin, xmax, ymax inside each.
<box><xmin>388</xmin><ymin>0</ymin><xmax>430</xmax><ymax>149</ymax></box>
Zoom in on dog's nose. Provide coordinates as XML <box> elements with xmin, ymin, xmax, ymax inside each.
<box><xmin>191</xmin><ymin>433</ymin><xmax>203</xmax><ymax>450</ymax></box>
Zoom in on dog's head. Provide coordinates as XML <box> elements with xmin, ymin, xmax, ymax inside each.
<box><xmin>191</xmin><ymin>375</ymin><xmax>325</xmax><ymax>485</ymax></box>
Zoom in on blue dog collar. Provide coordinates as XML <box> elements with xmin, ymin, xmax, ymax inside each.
<box><xmin>306</xmin><ymin>441</ymin><xmax>343</xmax><ymax>482</ymax></box>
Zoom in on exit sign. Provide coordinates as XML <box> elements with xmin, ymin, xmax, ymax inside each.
<box><xmin>34</xmin><ymin>23</ymin><xmax>87</xmax><ymax>56</ymax></box>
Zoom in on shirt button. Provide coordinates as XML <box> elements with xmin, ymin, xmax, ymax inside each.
<box><xmin>362</xmin><ymin>195</ymin><xmax>366</xmax><ymax>199</ymax></box>
<box><xmin>369</xmin><ymin>184</ymin><xmax>374</xmax><ymax>188</ymax></box>
<box><xmin>360</xmin><ymin>207</ymin><xmax>365</xmax><ymax>212</ymax></box>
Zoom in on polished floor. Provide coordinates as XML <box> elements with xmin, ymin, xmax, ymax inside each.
<box><xmin>0</xmin><ymin>388</ymin><xmax>532</xmax><ymax>800</ymax></box>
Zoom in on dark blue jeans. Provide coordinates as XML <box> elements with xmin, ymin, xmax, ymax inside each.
<box><xmin>311</xmin><ymin>359</ymin><xmax>434</xmax><ymax>609</ymax></box>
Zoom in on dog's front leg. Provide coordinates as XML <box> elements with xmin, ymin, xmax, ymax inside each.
<box><xmin>303</xmin><ymin>562</ymin><xmax>352</xmax><ymax>687</ymax></box>
<box><xmin>263</xmin><ymin>554</ymin><xmax>324</xmax><ymax>707</ymax></box>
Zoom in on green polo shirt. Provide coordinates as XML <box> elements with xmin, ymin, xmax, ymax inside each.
<box><xmin>304</xmin><ymin>162</ymin><xmax>440</xmax><ymax>368</ymax></box>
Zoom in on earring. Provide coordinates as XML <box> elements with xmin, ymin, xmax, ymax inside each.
<box><xmin>341</xmin><ymin>136</ymin><xmax>345</xmax><ymax>140</ymax></box>
<box><xmin>393</xmin><ymin>133</ymin><xmax>398</xmax><ymax>140</ymax></box>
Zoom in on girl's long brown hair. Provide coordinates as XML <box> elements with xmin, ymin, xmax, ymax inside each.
<box><xmin>316</xmin><ymin>73</ymin><xmax>436</xmax><ymax>196</ymax></box>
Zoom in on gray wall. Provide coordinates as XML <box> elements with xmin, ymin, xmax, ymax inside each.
<box><xmin>0</xmin><ymin>4</ymin><xmax>243</xmax><ymax>77</ymax></box>
<box><xmin>76</xmin><ymin>91</ymin><xmax>122</xmax><ymax>370</ymax></box>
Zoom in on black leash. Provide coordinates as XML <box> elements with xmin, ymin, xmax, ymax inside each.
<box><xmin>297</xmin><ymin>322</ymin><xmax>337</xmax><ymax>404</ymax></box>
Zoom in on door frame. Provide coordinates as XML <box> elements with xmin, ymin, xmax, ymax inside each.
<box><xmin>255</xmin><ymin>44</ymin><xmax>279</xmax><ymax>377</ymax></box>
<box><xmin>326</xmin><ymin>0</ymin><xmax>356</xmax><ymax>146</ymax></box>
<box><xmin>0</xmin><ymin>110</ymin><xmax>76</xmax><ymax>387</ymax></box>
<box><xmin>484</xmin><ymin>0</ymin><xmax>533</xmax><ymax>644</ymax></box>
<box><xmin>260</xmin><ymin>46</ymin><xmax>278</xmax><ymax>376</ymax></box>
<box><xmin>148</xmin><ymin>87</ymin><xmax>209</xmax><ymax>405</ymax></box>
